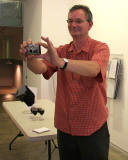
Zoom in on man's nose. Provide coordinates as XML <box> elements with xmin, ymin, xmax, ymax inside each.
<box><xmin>71</xmin><ymin>21</ymin><xmax>77</xmax><ymax>26</ymax></box>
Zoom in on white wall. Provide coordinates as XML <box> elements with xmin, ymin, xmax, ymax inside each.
<box><xmin>76</xmin><ymin>0</ymin><xmax>128</xmax><ymax>152</ymax></box>
<box><xmin>23</xmin><ymin>0</ymin><xmax>42</xmax><ymax>98</ymax></box>
<box><xmin>41</xmin><ymin>0</ymin><xmax>72</xmax><ymax>101</ymax></box>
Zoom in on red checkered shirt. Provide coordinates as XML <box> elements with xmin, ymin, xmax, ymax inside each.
<box><xmin>43</xmin><ymin>37</ymin><xmax>110</xmax><ymax>136</ymax></box>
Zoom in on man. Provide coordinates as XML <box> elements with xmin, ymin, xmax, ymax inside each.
<box><xmin>20</xmin><ymin>4</ymin><xmax>110</xmax><ymax>160</ymax></box>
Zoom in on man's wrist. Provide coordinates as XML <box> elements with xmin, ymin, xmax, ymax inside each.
<box><xmin>59</xmin><ymin>58</ymin><xmax>68</xmax><ymax>70</ymax></box>
<box><xmin>57</xmin><ymin>58</ymin><xmax>65</xmax><ymax>68</ymax></box>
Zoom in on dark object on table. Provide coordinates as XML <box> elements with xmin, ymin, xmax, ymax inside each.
<box><xmin>30</xmin><ymin>107</ymin><xmax>45</xmax><ymax>115</ymax></box>
<box><xmin>16</xmin><ymin>85</ymin><xmax>35</xmax><ymax>106</ymax></box>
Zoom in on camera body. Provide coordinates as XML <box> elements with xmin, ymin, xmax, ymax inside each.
<box><xmin>25</xmin><ymin>44</ymin><xmax>41</xmax><ymax>55</ymax></box>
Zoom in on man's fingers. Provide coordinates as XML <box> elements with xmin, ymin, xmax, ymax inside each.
<box><xmin>27</xmin><ymin>39</ymin><xmax>32</xmax><ymax>44</ymax></box>
<box><xmin>27</xmin><ymin>55</ymin><xmax>35</xmax><ymax>59</ymax></box>
<box><xmin>41</xmin><ymin>36</ymin><xmax>51</xmax><ymax>44</ymax></box>
<box><xmin>40</xmin><ymin>43</ymin><xmax>48</xmax><ymax>49</ymax></box>
<box><xmin>19</xmin><ymin>38</ymin><xmax>36</xmax><ymax>61</ymax></box>
<box><xmin>23</xmin><ymin>41</ymin><xmax>27</xmax><ymax>47</ymax></box>
<box><xmin>41</xmin><ymin>36</ymin><xmax>54</xmax><ymax>49</ymax></box>
<box><xmin>23</xmin><ymin>39</ymin><xmax>32</xmax><ymax>46</ymax></box>
<box><xmin>20</xmin><ymin>44</ymin><xmax>26</xmax><ymax>53</ymax></box>
<box><xmin>35</xmin><ymin>52</ymin><xmax>49</xmax><ymax>59</ymax></box>
<box><xmin>46</xmin><ymin>37</ymin><xmax>53</xmax><ymax>47</ymax></box>
<box><xmin>20</xmin><ymin>39</ymin><xmax>33</xmax><ymax>54</ymax></box>
<box><xmin>41</xmin><ymin>36</ymin><xmax>48</xmax><ymax>42</ymax></box>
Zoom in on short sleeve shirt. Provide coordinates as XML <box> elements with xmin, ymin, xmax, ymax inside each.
<box><xmin>43</xmin><ymin>37</ymin><xmax>110</xmax><ymax>136</ymax></box>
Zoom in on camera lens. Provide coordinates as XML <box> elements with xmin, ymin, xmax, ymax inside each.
<box><xmin>30</xmin><ymin>49</ymin><xmax>32</xmax><ymax>53</ymax></box>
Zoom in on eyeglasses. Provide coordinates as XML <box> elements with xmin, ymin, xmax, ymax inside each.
<box><xmin>66</xmin><ymin>19</ymin><xmax>87</xmax><ymax>24</ymax></box>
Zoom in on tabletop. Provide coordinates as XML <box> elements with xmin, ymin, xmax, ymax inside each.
<box><xmin>3</xmin><ymin>99</ymin><xmax>57</xmax><ymax>142</ymax></box>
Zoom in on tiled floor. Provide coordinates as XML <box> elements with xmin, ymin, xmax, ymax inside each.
<box><xmin>0</xmin><ymin>100</ymin><xmax>128</xmax><ymax>160</ymax></box>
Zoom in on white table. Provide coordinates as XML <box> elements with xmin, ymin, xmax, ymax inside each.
<box><xmin>3</xmin><ymin>99</ymin><xmax>57</xmax><ymax>160</ymax></box>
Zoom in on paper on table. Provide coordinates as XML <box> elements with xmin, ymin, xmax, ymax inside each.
<box><xmin>32</xmin><ymin>127</ymin><xmax>50</xmax><ymax>133</ymax></box>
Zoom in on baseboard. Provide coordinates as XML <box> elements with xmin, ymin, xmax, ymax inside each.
<box><xmin>110</xmin><ymin>142</ymin><xmax>128</xmax><ymax>156</ymax></box>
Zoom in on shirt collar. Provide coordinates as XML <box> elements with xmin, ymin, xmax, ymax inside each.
<box><xmin>68</xmin><ymin>36</ymin><xmax>91</xmax><ymax>53</ymax></box>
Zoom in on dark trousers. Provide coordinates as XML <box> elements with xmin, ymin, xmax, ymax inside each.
<box><xmin>57</xmin><ymin>122</ymin><xmax>110</xmax><ymax>160</ymax></box>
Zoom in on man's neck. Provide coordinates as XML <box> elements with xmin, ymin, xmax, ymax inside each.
<box><xmin>73</xmin><ymin>35</ymin><xmax>88</xmax><ymax>50</ymax></box>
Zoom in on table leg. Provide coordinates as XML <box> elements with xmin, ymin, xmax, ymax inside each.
<box><xmin>9</xmin><ymin>131</ymin><xmax>23</xmax><ymax>151</ymax></box>
<box><xmin>48</xmin><ymin>140</ymin><xmax>51</xmax><ymax>160</ymax></box>
<box><xmin>45</xmin><ymin>139</ymin><xmax>58</xmax><ymax>160</ymax></box>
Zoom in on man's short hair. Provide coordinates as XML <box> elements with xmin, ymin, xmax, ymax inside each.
<box><xmin>69</xmin><ymin>4</ymin><xmax>93</xmax><ymax>22</ymax></box>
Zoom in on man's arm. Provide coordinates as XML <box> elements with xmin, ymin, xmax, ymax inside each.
<box><xmin>26</xmin><ymin>58</ymin><xmax>47</xmax><ymax>74</ymax></box>
<box><xmin>40</xmin><ymin>37</ymin><xmax>100</xmax><ymax>78</ymax></box>
<box><xmin>58</xmin><ymin>59</ymin><xmax>100</xmax><ymax>77</ymax></box>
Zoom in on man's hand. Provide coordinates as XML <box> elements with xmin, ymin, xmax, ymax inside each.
<box><xmin>19</xmin><ymin>39</ymin><xmax>35</xmax><ymax>61</ymax></box>
<box><xmin>37</xmin><ymin>36</ymin><xmax>64</xmax><ymax>68</ymax></box>
<box><xmin>19</xmin><ymin>39</ymin><xmax>47</xmax><ymax>74</ymax></box>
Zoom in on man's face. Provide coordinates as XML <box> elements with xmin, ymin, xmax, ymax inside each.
<box><xmin>67</xmin><ymin>9</ymin><xmax>92</xmax><ymax>38</ymax></box>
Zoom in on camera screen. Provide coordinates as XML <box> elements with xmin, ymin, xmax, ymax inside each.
<box><xmin>25</xmin><ymin>44</ymin><xmax>41</xmax><ymax>55</ymax></box>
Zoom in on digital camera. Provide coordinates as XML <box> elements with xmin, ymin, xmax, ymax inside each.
<box><xmin>25</xmin><ymin>44</ymin><xmax>41</xmax><ymax>55</ymax></box>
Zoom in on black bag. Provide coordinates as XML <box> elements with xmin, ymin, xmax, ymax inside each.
<box><xmin>16</xmin><ymin>85</ymin><xmax>35</xmax><ymax>106</ymax></box>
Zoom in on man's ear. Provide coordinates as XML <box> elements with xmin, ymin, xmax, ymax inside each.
<box><xmin>88</xmin><ymin>21</ymin><xmax>93</xmax><ymax>31</ymax></box>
